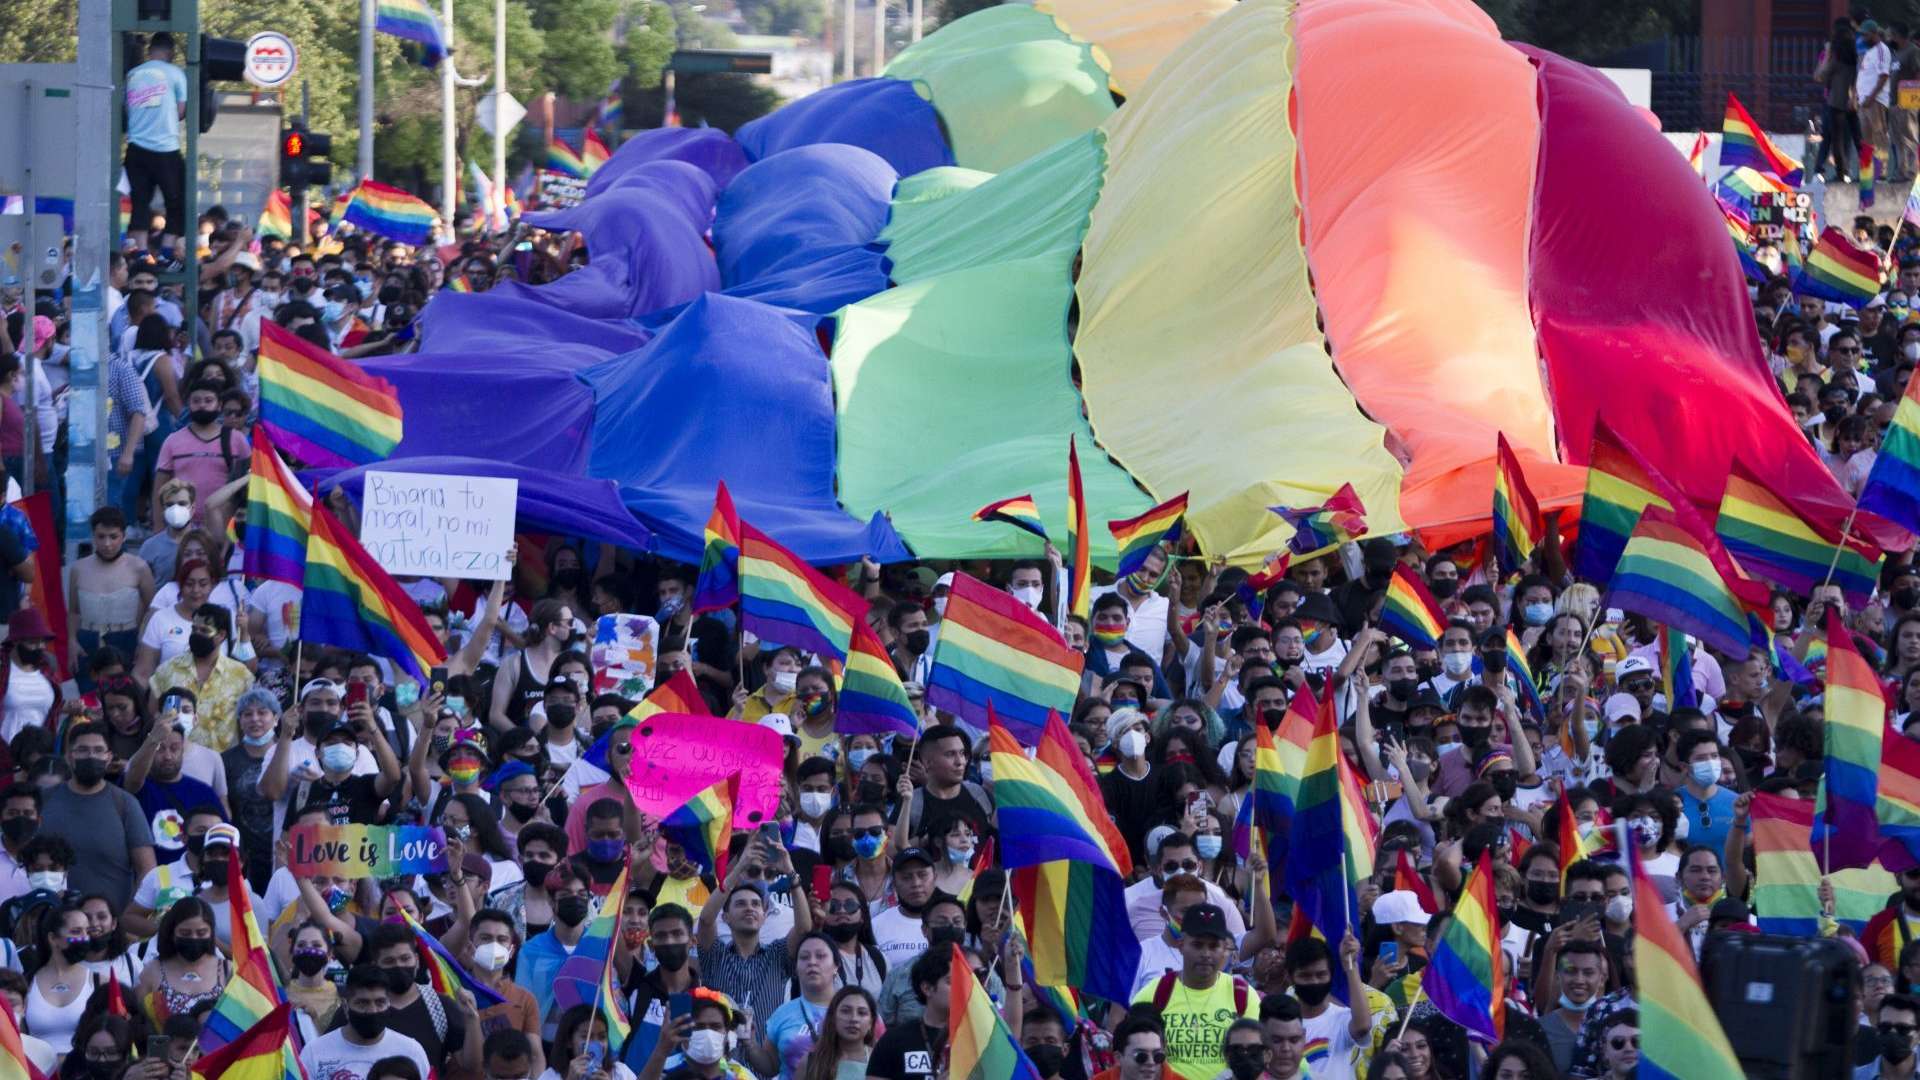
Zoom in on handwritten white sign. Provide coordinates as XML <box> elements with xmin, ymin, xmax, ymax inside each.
<box><xmin>358</xmin><ymin>471</ymin><xmax>518</xmax><ymax>580</ymax></box>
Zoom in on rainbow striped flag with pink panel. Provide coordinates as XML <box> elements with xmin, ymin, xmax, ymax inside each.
<box><xmin>1720</xmin><ymin>91</ymin><xmax>1803</xmax><ymax>185</ymax></box>
<box><xmin>1796</xmin><ymin>226</ymin><xmax>1882</xmax><ymax>305</ymax></box>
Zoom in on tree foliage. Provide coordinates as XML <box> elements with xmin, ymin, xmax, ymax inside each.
<box><xmin>932</xmin><ymin>0</ymin><xmax>999</xmax><ymax>31</ymax></box>
<box><xmin>737</xmin><ymin>0</ymin><xmax>823</xmax><ymax>38</ymax></box>
<box><xmin>1473</xmin><ymin>0</ymin><xmax>1696</xmax><ymax>63</ymax></box>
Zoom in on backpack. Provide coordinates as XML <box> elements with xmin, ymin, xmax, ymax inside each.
<box><xmin>1148</xmin><ymin>970</ymin><xmax>1252</xmax><ymax>1015</ymax></box>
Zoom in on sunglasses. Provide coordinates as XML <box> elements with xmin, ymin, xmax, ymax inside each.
<box><xmin>1608</xmin><ymin>1036</ymin><xmax>1640</xmax><ymax>1050</ymax></box>
<box><xmin>1128</xmin><ymin>1051</ymin><xmax>1167</xmax><ymax>1066</ymax></box>
<box><xmin>1883</xmin><ymin>1023</ymin><xmax>1919</xmax><ymax>1038</ymax></box>
<box><xmin>857</xmin><ymin>827</ymin><xmax>886</xmax><ymax>839</ymax></box>
<box><xmin>1161</xmin><ymin>859</ymin><xmax>1200</xmax><ymax>875</ymax></box>
<box><xmin>824</xmin><ymin>900</ymin><xmax>862</xmax><ymax>915</ymax></box>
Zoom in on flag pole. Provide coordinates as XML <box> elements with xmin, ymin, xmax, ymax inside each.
<box><xmin>1397</xmin><ymin>986</ymin><xmax>1426</xmax><ymax>1040</ymax></box>
<box><xmin>1817</xmin><ymin>502</ymin><xmax>1863</xmax><ymax>592</ymax></box>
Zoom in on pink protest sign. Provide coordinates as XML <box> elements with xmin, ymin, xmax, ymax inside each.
<box><xmin>622</xmin><ymin>713</ymin><xmax>786</xmax><ymax>829</ymax></box>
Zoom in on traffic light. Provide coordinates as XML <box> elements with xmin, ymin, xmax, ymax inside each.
<box><xmin>197</xmin><ymin>33</ymin><xmax>247</xmax><ymax>132</ymax></box>
<box><xmin>280</xmin><ymin>126</ymin><xmax>334</xmax><ymax>189</ymax></box>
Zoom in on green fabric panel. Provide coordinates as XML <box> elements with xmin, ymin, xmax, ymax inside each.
<box><xmin>881</xmin><ymin>130</ymin><xmax>1106</xmax><ymax>286</ymax></box>
<box><xmin>884</xmin><ymin>166</ymin><xmax>995</xmax><ymax>245</ymax></box>
<box><xmin>884</xmin><ymin>4</ymin><xmax>1116</xmax><ymax>172</ymax></box>
<box><xmin>832</xmin><ymin>253</ymin><xmax>1149</xmax><ymax>562</ymax></box>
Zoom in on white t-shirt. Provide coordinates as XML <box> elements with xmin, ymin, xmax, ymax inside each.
<box><xmin>299</xmin><ymin>1026</ymin><xmax>432</xmax><ymax>1080</ymax></box>
<box><xmin>1300</xmin><ymin>1004</ymin><xmax>1362</xmax><ymax>1080</ymax></box>
<box><xmin>1861</xmin><ymin>40</ymin><xmax>1895</xmax><ymax>106</ymax></box>
<box><xmin>1129</xmin><ymin>934</ymin><xmax>1184</xmax><ymax>999</ymax></box>
<box><xmin>261</xmin><ymin>738</ymin><xmax>380</xmax><ymax>837</ymax></box>
<box><xmin>1091</xmin><ymin>586</ymin><xmax>1170</xmax><ymax>659</ymax></box>
<box><xmin>248</xmin><ymin>579</ymin><xmax>303</xmax><ymax>649</ymax></box>
<box><xmin>149</xmin><ymin>577</ymin><xmax>250</xmax><ymax>614</ymax></box>
<box><xmin>1</xmin><ymin>662</ymin><xmax>55</xmax><ymax>744</ymax></box>
<box><xmin>473</xmin><ymin>597</ymin><xmax>530</xmax><ymax>667</ymax></box>
<box><xmin>140</xmin><ymin>605</ymin><xmax>196</xmax><ymax>664</ymax></box>
<box><xmin>1300</xmin><ymin>637</ymin><xmax>1350</xmax><ymax>674</ymax></box>
<box><xmin>870</xmin><ymin>906</ymin><xmax>926</xmax><ymax>971</ymax></box>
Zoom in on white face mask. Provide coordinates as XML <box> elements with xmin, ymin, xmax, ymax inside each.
<box><xmin>1441</xmin><ymin>652</ymin><xmax>1475</xmax><ymax>678</ymax></box>
<box><xmin>685</xmin><ymin>1029</ymin><xmax>727</xmax><ymax>1065</ymax></box>
<box><xmin>1605</xmin><ymin>894</ymin><xmax>1633</xmax><ymax>923</ymax></box>
<box><xmin>1672</xmin><ymin>814</ymin><xmax>1691</xmax><ymax>841</ymax></box>
<box><xmin>933</xmin><ymin>597</ymin><xmax>949</xmax><ymax>620</ymax></box>
<box><xmin>163</xmin><ymin>504</ymin><xmax>193</xmax><ymax>529</ymax></box>
<box><xmin>26</xmin><ymin>870</ymin><xmax>63</xmax><ymax>893</ymax></box>
<box><xmin>1118</xmin><ymin>730</ymin><xmax>1148</xmax><ymax>760</ymax></box>
<box><xmin>770</xmin><ymin>670</ymin><xmax>797</xmax><ymax>695</ymax></box>
<box><xmin>1011</xmin><ymin>585</ymin><xmax>1043</xmax><ymax>610</ymax></box>
<box><xmin>798</xmin><ymin>792</ymin><xmax>833</xmax><ymax>819</ymax></box>
<box><xmin>472</xmin><ymin>941</ymin><xmax>512</xmax><ymax>971</ymax></box>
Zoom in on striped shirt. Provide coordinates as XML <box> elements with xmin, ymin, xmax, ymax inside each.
<box><xmin>699</xmin><ymin>937</ymin><xmax>793</xmax><ymax>1038</ymax></box>
<box><xmin>105</xmin><ymin>356</ymin><xmax>153</xmax><ymax>445</ymax></box>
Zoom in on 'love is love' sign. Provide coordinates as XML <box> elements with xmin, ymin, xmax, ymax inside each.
<box><xmin>286</xmin><ymin>824</ymin><xmax>449</xmax><ymax>879</ymax></box>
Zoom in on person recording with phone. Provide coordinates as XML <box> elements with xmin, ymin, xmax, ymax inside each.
<box><xmin>145</xmin><ymin>604</ymin><xmax>253</xmax><ymax>754</ymax></box>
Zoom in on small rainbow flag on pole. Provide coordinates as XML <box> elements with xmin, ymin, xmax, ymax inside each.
<box><xmin>1107</xmin><ymin>491</ymin><xmax>1188</xmax><ymax>578</ymax></box>
<box><xmin>595</xmin><ymin>79</ymin><xmax>625</xmax><ymax>138</ymax></box>
<box><xmin>692</xmin><ymin>481</ymin><xmax>742</xmax><ymax>614</ymax></box>
<box><xmin>1420</xmin><ymin>851</ymin><xmax>1504</xmax><ymax>1045</ymax></box>
<box><xmin>396</xmin><ymin>902</ymin><xmax>507</xmax><ymax>1009</ymax></box>
<box><xmin>1686</xmin><ymin>130</ymin><xmax>1710</xmax><ymax>177</ymax></box>
<box><xmin>1554</xmin><ymin>789</ymin><xmax>1610</xmax><ymax>889</ymax></box>
<box><xmin>300</xmin><ymin>501</ymin><xmax>448</xmax><ymax>683</ymax></box>
<box><xmin>1065</xmin><ymin>438</ymin><xmax>1090</xmax><ymax>620</ymax></box>
<box><xmin>1878</xmin><ymin>725</ymin><xmax>1920</xmax><ymax>872</ymax></box>
<box><xmin>1503</xmin><ymin>628</ymin><xmax>1545</xmax><ymax>720</ymax></box>
<box><xmin>1633</xmin><ymin>849</ymin><xmax>1746</xmax><ymax>1079</ymax></box>
<box><xmin>660</xmin><ymin>773</ymin><xmax>738</xmax><ymax>879</ymax></box>
<box><xmin>989</xmin><ymin>709</ymin><xmax>1131</xmax><ymax>876</ymax></box>
<box><xmin>341</xmin><ymin>179</ymin><xmax>438</xmax><ymax>245</ymax></box>
<box><xmin>1861</xmin><ymin>362</ymin><xmax>1920</xmax><ymax>535</ymax></box>
<box><xmin>200</xmin><ymin>853</ymin><xmax>295</xmax><ymax>1054</ymax></box>
<box><xmin>241</xmin><ymin>428</ymin><xmax>312</xmax><ymax>586</ymax></box>
<box><xmin>1009</xmin><ymin>861</ymin><xmax>1138</xmax><ymax>1006</ymax></box>
<box><xmin>975</xmin><ymin>495</ymin><xmax>1049</xmax><ymax>542</ymax></box>
<box><xmin>547</xmin><ymin>137</ymin><xmax>589</xmax><ymax>179</ymax></box>
<box><xmin>259</xmin><ymin>189</ymin><xmax>293</xmax><ymax>240</ymax></box>
<box><xmin>627</xmin><ymin>669</ymin><xmax>710</xmax><ymax>722</ymax></box>
<box><xmin>738</xmin><ymin>520</ymin><xmax>867</xmax><ymax>665</ymax></box>
<box><xmin>1272</xmin><ymin>483</ymin><xmax>1368</xmax><ymax>556</ymax></box>
<box><xmin>948</xmin><ymin>942</ymin><xmax>1043</xmax><ymax>1080</ymax></box>
<box><xmin>1378</xmin><ymin>564</ymin><xmax>1445</xmax><ymax>650</ymax></box>
<box><xmin>1236</xmin><ymin>549</ymin><xmax>1290</xmax><ymax>621</ymax></box>
<box><xmin>1604</xmin><ymin>505</ymin><xmax>1770</xmax><ymax>659</ymax></box>
<box><xmin>1284</xmin><ymin>686</ymin><xmax>1377</xmax><ymax>991</ymax></box>
<box><xmin>1720</xmin><ymin>91</ymin><xmax>1803</xmax><ymax>186</ymax></box>
<box><xmin>1575</xmin><ymin>420</ymin><xmax>1682</xmax><ymax>586</ymax></box>
<box><xmin>1491</xmin><ymin>433</ymin><xmax>1542</xmax><ymax>574</ymax></box>
<box><xmin>1797</xmin><ymin>226</ymin><xmax>1883</xmax><ymax>306</ymax></box>
<box><xmin>256</xmin><ymin>321</ymin><xmax>403</xmax><ymax>469</ymax></box>
<box><xmin>376</xmin><ymin>0</ymin><xmax>446</xmax><ymax>64</ymax></box>
<box><xmin>581</xmin><ymin>129</ymin><xmax>612</xmax><ymax>174</ymax></box>
<box><xmin>1861</xmin><ymin>142</ymin><xmax>1879</xmax><ymax>209</ymax></box>
<box><xmin>552</xmin><ymin>863</ymin><xmax>633</xmax><ymax>1053</ymax></box>
<box><xmin>0</xmin><ymin>994</ymin><xmax>44</xmax><ymax>1080</ymax></box>
<box><xmin>927</xmin><ymin>573</ymin><xmax>1084</xmax><ymax>744</ymax></box>
<box><xmin>1714</xmin><ymin>458</ymin><xmax>1882</xmax><ymax>608</ymax></box>
<box><xmin>1815</xmin><ymin>607</ymin><xmax>1889</xmax><ymax>871</ymax></box>
<box><xmin>189</xmin><ymin>1002</ymin><xmax>304</xmax><ymax>1080</ymax></box>
<box><xmin>838</xmin><ymin>619</ymin><xmax>920</xmax><ymax>739</ymax></box>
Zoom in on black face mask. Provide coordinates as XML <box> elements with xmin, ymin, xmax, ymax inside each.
<box><xmin>185</xmin><ymin>834</ymin><xmax>208</xmax><ymax>857</ymax></box>
<box><xmin>84</xmin><ymin>1061</ymin><xmax>115</xmax><ymax>1080</ymax></box>
<box><xmin>1414</xmin><ymin>662</ymin><xmax>1441</xmax><ymax>682</ymax></box>
<box><xmin>190</xmin><ymin>408</ymin><xmax>220</xmax><ymax>427</ymax></box>
<box><xmin>1898</xmin><ymin>588</ymin><xmax>1920</xmax><ymax>611</ymax></box>
<box><xmin>384</xmin><ymin>965</ymin><xmax>417</xmax><ymax>994</ymax></box>
<box><xmin>522</xmin><ymin>861</ymin><xmax>556</xmax><ymax>888</ymax></box>
<box><xmin>826</xmin><ymin>836</ymin><xmax>856</xmax><ymax>863</ymax></box>
<box><xmin>189</xmin><ymin>632</ymin><xmax>219</xmax><ymax>659</ymax></box>
<box><xmin>1461</xmin><ymin>725</ymin><xmax>1492</xmax><ymax>750</ymax></box>
<box><xmin>555</xmin><ymin>896</ymin><xmax>592</xmax><ymax>927</ymax></box>
<box><xmin>70</xmin><ymin>758</ymin><xmax>108</xmax><ymax>786</ymax></box>
<box><xmin>1489</xmin><ymin>772</ymin><xmax>1518</xmax><ymax>801</ymax></box>
<box><xmin>654</xmin><ymin>943</ymin><xmax>690</xmax><ymax>971</ymax></box>
<box><xmin>1365</xmin><ymin>565</ymin><xmax>1394</xmax><ymax>588</ymax></box>
<box><xmin>505</xmin><ymin>802</ymin><xmax>537</xmax><ymax>824</ymax></box>
<box><xmin>546</xmin><ymin>705</ymin><xmax>576</xmax><ymax>729</ymax></box>
<box><xmin>1885</xmin><ymin>1029</ymin><xmax>1916</xmax><ymax>1065</ymax></box>
<box><xmin>1387</xmin><ymin>678</ymin><xmax>1418</xmax><ymax>703</ymax></box>
<box><xmin>305</xmin><ymin>711</ymin><xmax>334</xmax><ymax>742</ymax></box>
<box><xmin>857</xmin><ymin>780</ymin><xmax>887</xmax><ymax>805</ymax></box>
<box><xmin>928</xmin><ymin>926</ymin><xmax>965</xmax><ymax>950</ymax></box>
<box><xmin>1481</xmin><ymin>651</ymin><xmax>1507</xmax><ymax>675</ymax></box>
<box><xmin>1428</xmin><ymin>579</ymin><xmax>1458</xmax><ymax>600</ymax></box>
<box><xmin>1224</xmin><ymin>1048</ymin><xmax>1267</xmax><ymax>1080</ymax></box>
<box><xmin>824</xmin><ymin>922</ymin><xmax>859</xmax><ymax>944</ymax></box>
<box><xmin>1292</xmin><ymin>980</ymin><xmax>1331</xmax><ymax>1006</ymax></box>
<box><xmin>292</xmin><ymin>949</ymin><xmax>331</xmax><ymax>976</ymax></box>
<box><xmin>346</xmin><ymin>1009</ymin><xmax>386</xmax><ymax>1039</ymax></box>
<box><xmin>60</xmin><ymin>940</ymin><xmax>89</xmax><ymax>963</ymax></box>
<box><xmin>1026</xmin><ymin>1045</ymin><xmax>1067</xmax><ymax>1078</ymax></box>
<box><xmin>175</xmin><ymin>937</ymin><xmax>213</xmax><ymax>961</ymax></box>
<box><xmin>14</xmin><ymin>645</ymin><xmax>42</xmax><ymax>667</ymax></box>
<box><xmin>1824</xmin><ymin>404</ymin><xmax>1848</xmax><ymax>424</ymax></box>
<box><xmin>1260</xmin><ymin>706</ymin><xmax>1286</xmax><ymax>729</ymax></box>
<box><xmin>904</xmin><ymin>629</ymin><xmax>931</xmax><ymax>654</ymax></box>
<box><xmin>200</xmin><ymin>858</ymin><xmax>230</xmax><ymax>884</ymax></box>
<box><xmin>1525</xmin><ymin>880</ymin><xmax>1559</xmax><ymax>907</ymax></box>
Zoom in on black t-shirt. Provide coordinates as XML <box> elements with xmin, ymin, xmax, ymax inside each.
<box><xmin>0</xmin><ymin>527</ymin><xmax>28</xmax><ymax>621</ymax></box>
<box><xmin>1099</xmin><ymin>768</ymin><xmax>1159</xmax><ymax>866</ymax></box>
<box><xmin>299</xmin><ymin>773</ymin><xmax>387</xmax><ymax>825</ymax></box>
<box><xmin>583</xmin><ymin>854</ymin><xmax>626</xmax><ymax>889</ymax></box>
<box><xmin>382</xmin><ymin>991</ymin><xmax>467</xmax><ymax>1064</ymax></box>
<box><xmin>866</xmin><ymin>1020</ymin><xmax>945</xmax><ymax>1080</ymax></box>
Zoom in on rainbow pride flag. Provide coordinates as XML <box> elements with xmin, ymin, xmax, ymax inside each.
<box><xmin>1686</xmin><ymin>130</ymin><xmax>1709</xmax><ymax>177</ymax></box>
<box><xmin>1066</xmin><ymin>437</ymin><xmax>1090</xmax><ymax>620</ymax></box>
<box><xmin>1797</xmin><ymin>226</ymin><xmax>1882</xmax><ymax>306</ymax></box>
<box><xmin>1491</xmin><ymin>432</ymin><xmax>1542</xmax><ymax>575</ymax></box>
<box><xmin>1010</xmin><ymin>860</ymin><xmax>1139</xmax><ymax>1005</ymax></box>
<box><xmin>1781</xmin><ymin>221</ymin><xmax>1804</xmax><ymax>276</ymax></box>
<box><xmin>838</xmin><ymin>619</ymin><xmax>919</xmax><ymax>739</ymax></box>
<box><xmin>300</xmin><ymin>501</ymin><xmax>448</xmax><ymax>683</ymax></box>
<box><xmin>1555</xmin><ymin>789</ymin><xmax>1609</xmax><ymax>888</ymax></box>
<box><xmin>547</xmin><ymin>137</ymin><xmax>589</xmax><ymax>179</ymax></box>
<box><xmin>342</xmin><ymin>179</ymin><xmax>437</xmax><ymax>245</ymax></box>
<box><xmin>926</xmin><ymin>572</ymin><xmax>1083</xmax><ymax>744</ymax></box>
<box><xmin>256</xmin><ymin>320</ymin><xmax>403</xmax><ymax>469</ymax></box>
<box><xmin>948</xmin><ymin>943</ymin><xmax>1043</xmax><ymax>1080</ymax></box>
<box><xmin>200</xmin><ymin>855</ymin><xmax>294</xmax><ymax>1055</ymax></box>
<box><xmin>1861</xmin><ymin>142</ymin><xmax>1879</xmax><ymax>209</ymax></box>
<box><xmin>1272</xmin><ymin>483</ymin><xmax>1368</xmax><ymax>556</ymax></box>
<box><xmin>1715</xmin><ymin>459</ymin><xmax>1882</xmax><ymax>608</ymax></box>
<box><xmin>1605</xmin><ymin>505</ymin><xmax>1769</xmax><ymax>658</ymax></box>
<box><xmin>627</xmin><ymin>669</ymin><xmax>710</xmax><ymax>721</ymax></box>
<box><xmin>692</xmin><ymin>481</ymin><xmax>741</xmax><ymax>613</ymax></box>
<box><xmin>1378</xmin><ymin>564</ymin><xmax>1445</xmax><ymax>649</ymax></box>
<box><xmin>1749</xmin><ymin>792</ymin><xmax>1823</xmax><ymax>937</ymax></box>
<box><xmin>0</xmin><ymin>994</ymin><xmax>43</xmax><ymax>1080</ymax></box>
<box><xmin>1720</xmin><ymin>91</ymin><xmax>1803</xmax><ymax>186</ymax></box>
<box><xmin>396</xmin><ymin>903</ymin><xmax>506</xmax><ymax>1009</ymax></box>
<box><xmin>1633</xmin><ymin>849</ymin><xmax>1745</xmax><ymax>1080</ymax></box>
<box><xmin>661</xmin><ymin>773</ymin><xmax>737</xmax><ymax>879</ymax></box>
<box><xmin>581</xmin><ymin>129</ymin><xmax>612</xmax><ymax>174</ymax></box>
<box><xmin>1574</xmin><ymin>420</ymin><xmax>1685</xmax><ymax>585</ymax></box>
<box><xmin>1659</xmin><ymin>626</ymin><xmax>1699</xmax><ymax>711</ymax></box>
<box><xmin>1879</xmin><ymin>725</ymin><xmax>1920</xmax><ymax>872</ymax></box>
<box><xmin>1421</xmin><ymin>851</ymin><xmax>1504</xmax><ymax>1045</ymax></box>
<box><xmin>1236</xmin><ymin>549</ymin><xmax>1290</xmax><ymax>621</ymax></box>
<box><xmin>552</xmin><ymin>863</ymin><xmax>632</xmax><ymax>1053</ymax></box>
<box><xmin>975</xmin><ymin>494</ymin><xmax>1049</xmax><ymax>542</ymax></box>
<box><xmin>1107</xmin><ymin>491</ymin><xmax>1187</xmax><ymax>578</ymax></box>
<box><xmin>376</xmin><ymin>0</ymin><xmax>446</xmax><ymax>64</ymax></box>
<box><xmin>190</xmin><ymin>1002</ymin><xmax>303</xmax><ymax>1080</ymax></box>
<box><xmin>1503</xmin><ymin>628</ymin><xmax>1545</xmax><ymax>720</ymax></box>
<box><xmin>989</xmin><ymin>710</ymin><xmax>1131</xmax><ymax>875</ymax></box>
<box><xmin>596</xmin><ymin>79</ymin><xmax>625</xmax><ymax>136</ymax></box>
<box><xmin>739</xmin><ymin>520</ymin><xmax>866</xmax><ymax>664</ymax></box>
<box><xmin>1816</xmin><ymin>608</ymin><xmax>1888</xmax><ymax>871</ymax></box>
<box><xmin>241</xmin><ymin>428</ymin><xmax>312</xmax><ymax>586</ymax></box>
<box><xmin>1862</xmin><ymin>359</ymin><xmax>1920</xmax><ymax>535</ymax></box>
<box><xmin>1284</xmin><ymin>685</ymin><xmax>1377</xmax><ymax>994</ymax></box>
<box><xmin>259</xmin><ymin>189</ymin><xmax>293</xmax><ymax>240</ymax></box>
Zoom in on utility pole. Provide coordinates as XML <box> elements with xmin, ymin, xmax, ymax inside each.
<box><xmin>910</xmin><ymin>0</ymin><xmax>920</xmax><ymax>42</ymax></box>
<box><xmin>842</xmin><ymin>0</ymin><xmax>854</xmax><ymax>79</ymax></box>
<box><xmin>71</xmin><ymin>0</ymin><xmax>114</xmax><ymax>543</ymax></box>
<box><xmin>441</xmin><ymin>0</ymin><xmax>456</xmax><ymax>224</ymax></box>
<box><xmin>872</xmin><ymin>0</ymin><xmax>884</xmax><ymax>76</ymax></box>
<box><xmin>358</xmin><ymin>0</ymin><xmax>375</xmax><ymax>179</ymax></box>
<box><xmin>492</xmin><ymin>0</ymin><xmax>507</xmax><ymax>205</ymax></box>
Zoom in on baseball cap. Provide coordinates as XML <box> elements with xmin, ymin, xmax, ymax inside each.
<box><xmin>1604</xmin><ymin>693</ymin><xmax>1641</xmax><ymax>724</ymax></box>
<box><xmin>894</xmin><ymin>847</ymin><xmax>936</xmax><ymax>871</ymax></box>
<box><xmin>934</xmin><ymin>572</ymin><xmax>955</xmax><ymax>592</ymax></box>
<box><xmin>202</xmin><ymin>823</ymin><xmax>241</xmax><ymax>850</ymax></box>
<box><xmin>1180</xmin><ymin>903</ymin><xmax>1232</xmax><ymax>940</ymax></box>
<box><xmin>1615</xmin><ymin>656</ymin><xmax>1654</xmax><ymax>681</ymax></box>
<box><xmin>758</xmin><ymin>713</ymin><xmax>797</xmax><ymax>741</ymax></box>
<box><xmin>300</xmin><ymin>677</ymin><xmax>344</xmax><ymax>702</ymax></box>
<box><xmin>1371</xmin><ymin>890</ymin><xmax>1428</xmax><ymax>927</ymax></box>
<box><xmin>31</xmin><ymin>316</ymin><xmax>54</xmax><ymax>353</ymax></box>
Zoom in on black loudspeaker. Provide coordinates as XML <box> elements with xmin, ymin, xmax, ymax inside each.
<box><xmin>1699</xmin><ymin>930</ymin><xmax>1859</xmax><ymax>1080</ymax></box>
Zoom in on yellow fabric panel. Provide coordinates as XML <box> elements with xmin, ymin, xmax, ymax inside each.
<box><xmin>1072</xmin><ymin>0</ymin><xmax>1404</xmax><ymax>565</ymax></box>
<box><xmin>1034</xmin><ymin>0</ymin><xmax>1233</xmax><ymax>97</ymax></box>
